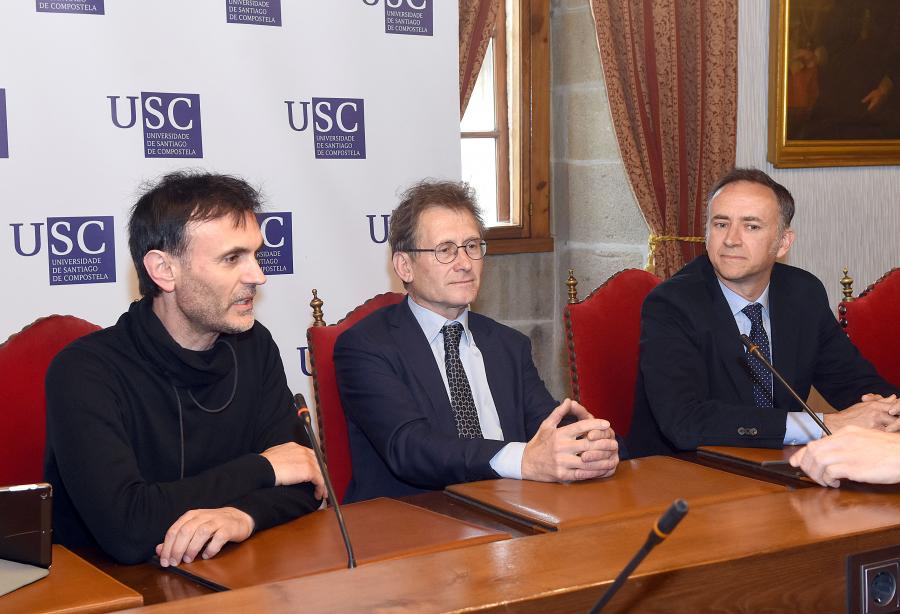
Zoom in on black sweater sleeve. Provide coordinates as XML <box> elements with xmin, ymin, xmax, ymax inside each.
<box><xmin>226</xmin><ymin>332</ymin><xmax>320</xmax><ymax>532</ymax></box>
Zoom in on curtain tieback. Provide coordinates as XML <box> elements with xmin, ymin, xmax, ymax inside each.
<box><xmin>646</xmin><ymin>234</ymin><xmax>705</xmax><ymax>272</ymax></box>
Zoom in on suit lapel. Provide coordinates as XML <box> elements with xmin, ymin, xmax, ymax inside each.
<box><xmin>701</xmin><ymin>259</ymin><xmax>758</xmax><ymax>406</ymax></box>
<box><xmin>389</xmin><ymin>299</ymin><xmax>457</xmax><ymax>433</ymax></box>
<box><xmin>768</xmin><ymin>265</ymin><xmax>799</xmax><ymax>409</ymax></box>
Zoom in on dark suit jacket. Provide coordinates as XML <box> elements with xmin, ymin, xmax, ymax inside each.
<box><xmin>334</xmin><ymin>298</ymin><xmax>556</xmax><ymax>502</ymax></box>
<box><xmin>627</xmin><ymin>256</ymin><xmax>899</xmax><ymax>458</ymax></box>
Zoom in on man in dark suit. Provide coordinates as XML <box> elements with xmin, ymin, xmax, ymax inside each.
<box><xmin>627</xmin><ymin>168</ymin><xmax>900</xmax><ymax>458</ymax></box>
<box><xmin>334</xmin><ymin>180</ymin><xmax>619</xmax><ymax>502</ymax></box>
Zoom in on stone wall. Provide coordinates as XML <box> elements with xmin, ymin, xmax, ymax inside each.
<box><xmin>473</xmin><ymin>0</ymin><xmax>648</xmax><ymax>399</ymax></box>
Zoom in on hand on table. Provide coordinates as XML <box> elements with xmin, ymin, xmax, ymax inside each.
<box><xmin>823</xmin><ymin>394</ymin><xmax>900</xmax><ymax>433</ymax></box>
<box><xmin>156</xmin><ymin>506</ymin><xmax>254</xmax><ymax>567</ymax></box>
<box><xmin>521</xmin><ymin>399</ymin><xmax>619</xmax><ymax>482</ymax></box>
<box><xmin>789</xmin><ymin>425</ymin><xmax>900</xmax><ymax>488</ymax></box>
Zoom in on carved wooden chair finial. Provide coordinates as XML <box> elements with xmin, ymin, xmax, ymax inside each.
<box><xmin>566</xmin><ymin>269</ymin><xmax>578</xmax><ymax>304</ymax></box>
<box><xmin>840</xmin><ymin>267</ymin><xmax>855</xmax><ymax>303</ymax></box>
<box><xmin>310</xmin><ymin>289</ymin><xmax>325</xmax><ymax>327</ymax></box>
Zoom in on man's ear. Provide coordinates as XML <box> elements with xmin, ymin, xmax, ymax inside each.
<box><xmin>776</xmin><ymin>228</ymin><xmax>796</xmax><ymax>259</ymax></box>
<box><xmin>392</xmin><ymin>251</ymin><xmax>414</xmax><ymax>284</ymax></box>
<box><xmin>143</xmin><ymin>250</ymin><xmax>178</xmax><ymax>293</ymax></box>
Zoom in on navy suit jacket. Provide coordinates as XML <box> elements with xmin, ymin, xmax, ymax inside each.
<box><xmin>333</xmin><ymin>298</ymin><xmax>556</xmax><ymax>503</ymax></box>
<box><xmin>627</xmin><ymin>256</ymin><xmax>898</xmax><ymax>458</ymax></box>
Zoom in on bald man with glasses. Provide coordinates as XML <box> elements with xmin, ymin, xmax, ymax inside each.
<box><xmin>334</xmin><ymin>180</ymin><xmax>619</xmax><ymax>502</ymax></box>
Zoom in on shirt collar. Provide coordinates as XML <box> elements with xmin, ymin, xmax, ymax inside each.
<box><xmin>717</xmin><ymin>279</ymin><xmax>771</xmax><ymax>317</ymax></box>
<box><xmin>407</xmin><ymin>295</ymin><xmax>472</xmax><ymax>347</ymax></box>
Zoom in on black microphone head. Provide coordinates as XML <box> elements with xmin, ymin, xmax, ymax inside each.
<box><xmin>657</xmin><ymin>499</ymin><xmax>689</xmax><ymax>535</ymax></box>
<box><xmin>293</xmin><ymin>393</ymin><xmax>309</xmax><ymax>411</ymax></box>
<box><xmin>293</xmin><ymin>394</ymin><xmax>313</xmax><ymax>431</ymax></box>
<box><xmin>739</xmin><ymin>334</ymin><xmax>754</xmax><ymax>352</ymax></box>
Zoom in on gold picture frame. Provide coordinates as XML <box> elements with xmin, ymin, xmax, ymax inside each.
<box><xmin>768</xmin><ymin>0</ymin><xmax>900</xmax><ymax>168</ymax></box>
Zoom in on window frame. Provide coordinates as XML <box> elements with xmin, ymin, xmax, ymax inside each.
<box><xmin>463</xmin><ymin>0</ymin><xmax>552</xmax><ymax>255</ymax></box>
<box><xmin>460</xmin><ymin>6</ymin><xmax>511</xmax><ymax>224</ymax></box>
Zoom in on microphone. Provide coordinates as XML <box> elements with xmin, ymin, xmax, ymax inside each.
<box><xmin>739</xmin><ymin>334</ymin><xmax>832</xmax><ymax>436</ymax></box>
<box><xmin>294</xmin><ymin>393</ymin><xmax>357</xmax><ymax>569</ymax></box>
<box><xmin>589</xmin><ymin>499</ymin><xmax>689</xmax><ymax>613</ymax></box>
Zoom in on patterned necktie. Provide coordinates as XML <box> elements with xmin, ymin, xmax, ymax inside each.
<box><xmin>741</xmin><ymin>303</ymin><xmax>774</xmax><ymax>408</ymax></box>
<box><xmin>441</xmin><ymin>322</ymin><xmax>483</xmax><ymax>439</ymax></box>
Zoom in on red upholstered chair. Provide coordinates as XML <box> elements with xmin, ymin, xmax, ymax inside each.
<box><xmin>563</xmin><ymin>269</ymin><xmax>661</xmax><ymax>437</ymax></box>
<box><xmin>0</xmin><ymin>315</ymin><xmax>100</xmax><ymax>487</ymax></box>
<box><xmin>839</xmin><ymin>268</ymin><xmax>900</xmax><ymax>386</ymax></box>
<box><xmin>306</xmin><ymin>289</ymin><xmax>405</xmax><ymax>502</ymax></box>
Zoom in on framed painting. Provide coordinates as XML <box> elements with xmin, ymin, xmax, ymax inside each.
<box><xmin>768</xmin><ymin>0</ymin><xmax>900</xmax><ymax>168</ymax></box>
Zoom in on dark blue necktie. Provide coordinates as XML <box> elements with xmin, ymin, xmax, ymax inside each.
<box><xmin>442</xmin><ymin>322</ymin><xmax>483</xmax><ymax>439</ymax></box>
<box><xmin>742</xmin><ymin>303</ymin><xmax>773</xmax><ymax>408</ymax></box>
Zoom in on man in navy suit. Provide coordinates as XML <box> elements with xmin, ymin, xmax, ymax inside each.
<box><xmin>334</xmin><ymin>180</ymin><xmax>619</xmax><ymax>502</ymax></box>
<box><xmin>627</xmin><ymin>168</ymin><xmax>900</xmax><ymax>458</ymax></box>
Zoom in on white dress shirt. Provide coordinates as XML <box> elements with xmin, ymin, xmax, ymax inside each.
<box><xmin>717</xmin><ymin>280</ymin><xmax>824</xmax><ymax>444</ymax></box>
<box><xmin>407</xmin><ymin>297</ymin><xmax>526</xmax><ymax>479</ymax></box>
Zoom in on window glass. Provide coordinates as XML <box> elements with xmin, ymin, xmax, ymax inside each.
<box><xmin>461</xmin><ymin>137</ymin><xmax>499</xmax><ymax>226</ymax></box>
<box><xmin>461</xmin><ymin>40</ymin><xmax>496</xmax><ymax>133</ymax></box>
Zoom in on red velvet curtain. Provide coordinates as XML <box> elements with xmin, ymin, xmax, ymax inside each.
<box><xmin>591</xmin><ymin>0</ymin><xmax>737</xmax><ymax>277</ymax></box>
<box><xmin>459</xmin><ymin>0</ymin><xmax>499</xmax><ymax>117</ymax></box>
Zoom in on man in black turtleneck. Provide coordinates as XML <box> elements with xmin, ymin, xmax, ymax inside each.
<box><xmin>44</xmin><ymin>172</ymin><xmax>325</xmax><ymax>566</ymax></box>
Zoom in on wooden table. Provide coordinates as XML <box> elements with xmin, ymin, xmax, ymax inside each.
<box><xmin>0</xmin><ymin>545</ymin><xmax>142</xmax><ymax>613</ymax></box>
<box><xmin>402</xmin><ymin>491</ymin><xmax>540</xmax><ymax>537</ymax></box>
<box><xmin>168</xmin><ymin>497</ymin><xmax>509</xmax><ymax>590</ymax></box>
<box><xmin>76</xmin><ymin>549</ymin><xmax>213</xmax><ymax>606</ymax></box>
<box><xmin>60</xmin><ymin>453</ymin><xmax>900</xmax><ymax>612</ymax></box>
<box><xmin>118</xmin><ymin>486</ymin><xmax>900</xmax><ymax>613</ymax></box>
<box><xmin>446</xmin><ymin>455</ymin><xmax>784</xmax><ymax>530</ymax></box>
<box><xmin>78</xmin><ymin>495</ymin><xmax>515</xmax><ymax>605</ymax></box>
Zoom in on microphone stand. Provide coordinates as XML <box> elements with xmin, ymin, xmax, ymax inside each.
<box><xmin>589</xmin><ymin>499</ymin><xmax>689</xmax><ymax>613</ymax></box>
<box><xmin>294</xmin><ymin>394</ymin><xmax>357</xmax><ymax>568</ymax></box>
<box><xmin>739</xmin><ymin>334</ymin><xmax>831</xmax><ymax>436</ymax></box>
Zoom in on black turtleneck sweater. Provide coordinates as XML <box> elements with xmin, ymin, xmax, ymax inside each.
<box><xmin>44</xmin><ymin>297</ymin><xmax>319</xmax><ymax>564</ymax></box>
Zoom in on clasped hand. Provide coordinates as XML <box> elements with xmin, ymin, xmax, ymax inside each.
<box><xmin>823</xmin><ymin>393</ymin><xmax>900</xmax><ymax>433</ymax></box>
<box><xmin>521</xmin><ymin>398</ymin><xmax>619</xmax><ymax>482</ymax></box>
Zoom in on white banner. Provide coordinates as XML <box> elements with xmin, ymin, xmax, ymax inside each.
<box><xmin>0</xmin><ymin>0</ymin><xmax>460</xmax><ymax>410</ymax></box>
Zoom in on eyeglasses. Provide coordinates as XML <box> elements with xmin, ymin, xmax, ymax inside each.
<box><xmin>407</xmin><ymin>239</ymin><xmax>488</xmax><ymax>264</ymax></box>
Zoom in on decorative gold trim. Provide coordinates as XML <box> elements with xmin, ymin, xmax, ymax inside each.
<box><xmin>838</xmin><ymin>268</ymin><xmax>852</xmax><ymax>331</ymax></box>
<box><xmin>563</xmin><ymin>289</ymin><xmax>581</xmax><ymax>402</ymax></box>
<box><xmin>310</xmin><ymin>289</ymin><xmax>325</xmax><ymax>327</ymax></box>
<box><xmin>566</xmin><ymin>269</ymin><xmax>578</xmax><ymax>304</ymax></box>
<box><xmin>767</xmin><ymin>0</ymin><xmax>900</xmax><ymax>168</ymax></box>
<box><xmin>839</xmin><ymin>267</ymin><xmax>899</xmax><ymax>332</ymax></box>
<box><xmin>840</xmin><ymin>267</ymin><xmax>855</xmax><ymax>303</ymax></box>
<box><xmin>646</xmin><ymin>234</ymin><xmax>704</xmax><ymax>272</ymax></box>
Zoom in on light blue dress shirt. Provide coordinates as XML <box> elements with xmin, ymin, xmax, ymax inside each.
<box><xmin>407</xmin><ymin>297</ymin><xmax>526</xmax><ymax>479</ymax></box>
<box><xmin>717</xmin><ymin>280</ymin><xmax>824</xmax><ymax>444</ymax></box>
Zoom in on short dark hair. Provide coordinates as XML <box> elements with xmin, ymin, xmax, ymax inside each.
<box><xmin>389</xmin><ymin>179</ymin><xmax>486</xmax><ymax>255</ymax></box>
<box><xmin>706</xmin><ymin>167</ymin><xmax>795</xmax><ymax>232</ymax></box>
<box><xmin>128</xmin><ymin>171</ymin><xmax>263</xmax><ymax>297</ymax></box>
